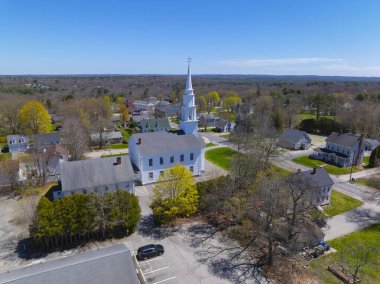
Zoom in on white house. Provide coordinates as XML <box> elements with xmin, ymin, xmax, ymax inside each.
<box><xmin>129</xmin><ymin>132</ymin><xmax>205</xmax><ymax>184</ymax></box>
<box><xmin>128</xmin><ymin>61</ymin><xmax>205</xmax><ymax>184</ymax></box>
<box><xmin>54</xmin><ymin>156</ymin><xmax>135</xmax><ymax>199</ymax></box>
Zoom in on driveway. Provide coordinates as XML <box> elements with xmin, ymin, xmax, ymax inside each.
<box><xmin>125</xmin><ymin>184</ymin><xmax>265</xmax><ymax>284</ymax></box>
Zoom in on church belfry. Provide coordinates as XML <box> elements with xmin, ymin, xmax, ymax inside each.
<box><xmin>180</xmin><ymin>58</ymin><xmax>198</xmax><ymax>135</ymax></box>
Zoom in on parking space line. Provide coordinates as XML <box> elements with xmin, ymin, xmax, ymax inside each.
<box><xmin>144</xmin><ymin>266</ymin><xmax>169</xmax><ymax>275</ymax></box>
<box><xmin>138</xmin><ymin>257</ymin><xmax>163</xmax><ymax>264</ymax></box>
<box><xmin>152</xmin><ymin>277</ymin><xmax>177</xmax><ymax>284</ymax></box>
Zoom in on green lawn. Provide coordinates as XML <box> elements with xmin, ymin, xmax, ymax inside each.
<box><xmin>323</xmin><ymin>190</ymin><xmax>363</xmax><ymax>217</ymax></box>
<box><xmin>101</xmin><ymin>153</ymin><xmax>129</xmax><ymax>158</ymax></box>
<box><xmin>292</xmin><ymin>156</ymin><xmax>365</xmax><ymax>175</ymax></box>
<box><xmin>110</xmin><ymin>143</ymin><xmax>128</xmax><ymax>149</ymax></box>
<box><xmin>311</xmin><ymin>222</ymin><xmax>380</xmax><ymax>284</ymax></box>
<box><xmin>220</xmin><ymin>134</ymin><xmax>230</xmax><ymax>139</ymax></box>
<box><xmin>297</xmin><ymin>113</ymin><xmax>335</xmax><ymax>121</ymax></box>
<box><xmin>270</xmin><ymin>165</ymin><xmax>292</xmax><ymax>176</ymax></box>
<box><xmin>0</xmin><ymin>153</ymin><xmax>11</xmax><ymax>160</ymax></box>
<box><xmin>356</xmin><ymin>176</ymin><xmax>380</xmax><ymax>190</ymax></box>
<box><xmin>205</xmin><ymin>147</ymin><xmax>236</xmax><ymax>170</ymax></box>
<box><xmin>205</xmin><ymin>143</ymin><xmax>216</xmax><ymax>148</ymax></box>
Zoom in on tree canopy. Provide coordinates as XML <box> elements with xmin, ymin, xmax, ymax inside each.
<box><xmin>150</xmin><ymin>164</ymin><xmax>199</xmax><ymax>224</ymax></box>
<box><xmin>19</xmin><ymin>100</ymin><xmax>51</xmax><ymax>134</ymax></box>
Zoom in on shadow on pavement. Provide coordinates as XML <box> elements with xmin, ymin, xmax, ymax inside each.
<box><xmin>137</xmin><ymin>214</ymin><xmax>182</xmax><ymax>240</ymax></box>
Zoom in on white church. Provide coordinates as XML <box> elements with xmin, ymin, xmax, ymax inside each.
<box><xmin>128</xmin><ymin>61</ymin><xmax>205</xmax><ymax>184</ymax></box>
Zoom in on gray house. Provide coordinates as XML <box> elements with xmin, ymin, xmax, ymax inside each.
<box><xmin>90</xmin><ymin>131</ymin><xmax>123</xmax><ymax>146</ymax></box>
<box><xmin>198</xmin><ymin>113</ymin><xmax>220</xmax><ymax>127</ymax></box>
<box><xmin>312</xmin><ymin>132</ymin><xmax>365</xmax><ymax>167</ymax></box>
<box><xmin>0</xmin><ymin>244</ymin><xmax>139</xmax><ymax>284</ymax></box>
<box><xmin>279</xmin><ymin>128</ymin><xmax>312</xmax><ymax>150</ymax></box>
<box><xmin>139</xmin><ymin>118</ymin><xmax>170</xmax><ymax>133</ymax></box>
<box><xmin>7</xmin><ymin>135</ymin><xmax>29</xmax><ymax>153</ymax></box>
<box><xmin>296</xmin><ymin>167</ymin><xmax>334</xmax><ymax>206</ymax></box>
<box><xmin>215</xmin><ymin>119</ymin><xmax>236</xmax><ymax>133</ymax></box>
<box><xmin>55</xmin><ymin>156</ymin><xmax>135</xmax><ymax>199</ymax></box>
<box><xmin>364</xmin><ymin>138</ymin><xmax>380</xmax><ymax>152</ymax></box>
<box><xmin>32</xmin><ymin>132</ymin><xmax>61</xmax><ymax>151</ymax></box>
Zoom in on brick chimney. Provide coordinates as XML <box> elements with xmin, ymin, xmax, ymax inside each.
<box><xmin>113</xmin><ymin>157</ymin><xmax>122</xmax><ymax>166</ymax></box>
<box><xmin>137</xmin><ymin>138</ymin><xmax>141</xmax><ymax>145</ymax></box>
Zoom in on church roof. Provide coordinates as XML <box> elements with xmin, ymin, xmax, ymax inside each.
<box><xmin>130</xmin><ymin>132</ymin><xmax>204</xmax><ymax>156</ymax></box>
<box><xmin>139</xmin><ymin>118</ymin><xmax>170</xmax><ymax>130</ymax></box>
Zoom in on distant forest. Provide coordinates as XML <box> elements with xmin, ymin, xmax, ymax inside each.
<box><xmin>1</xmin><ymin>75</ymin><xmax>380</xmax><ymax>102</ymax></box>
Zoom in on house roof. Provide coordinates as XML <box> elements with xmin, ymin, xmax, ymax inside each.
<box><xmin>215</xmin><ymin>119</ymin><xmax>234</xmax><ymax>128</ymax></box>
<box><xmin>280</xmin><ymin>128</ymin><xmax>311</xmax><ymax>144</ymax></box>
<box><xmin>60</xmin><ymin>156</ymin><xmax>135</xmax><ymax>192</ymax></box>
<box><xmin>139</xmin><ymin>118</ymin><xmax>170</xmax><ymax>130</ymax></box>
<box><xmin>326</xmin><ymin>132</ymin><xmax>362</xmax><ymax>148</ymax></box>
<box><xmin>0</xmin><ymin>244</ymin><xmax>139</xmax><ymax>284</ymax></box>
<box><xmin>7</xmin><ymin>135</ymin><xmax>28</xmax><ymax>144</ymax></box>
<box><xmin>130</xmin><ymin>132</ymin><xmax>205</xmax><ymax>156</ymax></box>
<box><xmin>32</xmin><ymin>132</ymin><xmax>61</xmax><ymax>147</ymax></box>
<box><xmin>45</xmin><ymin>144</ymin><xmax>69</xmax><ymax>157</ymax></box>
<box><xmin>297</xmin><ymin>167</ymin><xmax>334</xmax><ymax>188</ymax></box>
<box><xmin>364</xmin><ymin>138</ymin><xmax>380</xmax><ymax>149</ymax></box>
<box><xmin>90</xmin><ymin>131</ymin><xmax>123</xmax><ymax>141</ymax></box>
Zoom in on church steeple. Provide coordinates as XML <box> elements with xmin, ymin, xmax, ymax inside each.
<box><xmin>180</xmin><ymin>58</ymin><xmax>198</xmax><ymax>135</ymax></box>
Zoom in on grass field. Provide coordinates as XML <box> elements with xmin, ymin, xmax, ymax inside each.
<box><xmin>205</xmin><ymin>147</ymin><xmax>291</xmax><ymax>175</ymax></box>
<box><xmin>205</xmin><ymin>143</ymin><xmax>216</xmax><ymax>148</ymax></box>
<box><xmin>205</xmin><ymin>147</ymin><xmax>236</xmax><ymax>170</ymax></box>
<box><xmin>292</xmin><ymin>156</ymin><xmax>365</xmax><ymax>175</ymax></box>
<box><xmin>101</xmin><ymin>153</ymin><xmax>129</xmax><ymax>158</ymax></box>
<box><xmin>110</xmin><ymin>143</ymin><xmax>128</xmax><ymax>149</ymax></box>
<box><xmin>356</xmin><ymin>175</ymin><xmax>380</xmax><ymax>190</ymax></box>
<box><xmin>323</xmin><ymin>190</ymin><xmax>363</xmax><ymax>217</ymax></box>
<box><xmin>311</xmin><ymin>222</ymin><xmax>380</xmax><ymax>284</ymax></box>
<box><xmin>297</xmin><ymin>113</ymin><xmax>335</xmax><ymax>121</ymax></box>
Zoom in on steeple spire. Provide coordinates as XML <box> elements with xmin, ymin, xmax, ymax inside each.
<box><xmin>185</xmin><ymin>57</ymin><xmax>193</xmax><ymax>92</ymax></box>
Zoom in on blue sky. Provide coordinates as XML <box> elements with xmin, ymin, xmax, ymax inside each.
<box><xmin>1</xmin><ymin>0</ymin><xmax>380</xmax><ymax>76</ymax></box>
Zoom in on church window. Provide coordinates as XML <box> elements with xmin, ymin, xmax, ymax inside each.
<box><xmin>190</xmin><ymin>166</ymin><xmax>194</xmax><ymax>172</ymax></box>
<box><xmin>160</xmin><ymin>157</ymin><xmax>163</xmax><ymax>165</ymax></box>
<box><xmin>149</xmin><ymin>172</ymin><xmax>153</xmax><ymax>179</ymax></box>
<box><xmin>190</xmin><ymin>153</ymin><xmax>194</xmax><ymax>161</ymax></box>
<box><xmin>180</xmin><ymin>154</ymin><xmax>184</xmax><ymax>162</ymax></box>
<box><xmin>170</xmin><ymin>156</ymin><xmax>174</xmax><ymax>163</ymax></box>
<box><xmin>149</xmin><ymin>159</ymin><xmax>153</xmax><ymax>166</ymax></box>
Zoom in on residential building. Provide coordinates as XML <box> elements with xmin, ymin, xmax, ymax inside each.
<box><xmin>279</xmin><ymin>128</ymin><xmax>312</xmax><ymax>150</ymax></box>
<box><xmin>364</xmin><ymin>138</ymin><xmax>380</xmax><ymax>152</ymax></box>
<box><xmin>154</xmin><ymin>103</ymin><xmax>181</xmax><ymax>118</ymax></box>
<box><xmin>132</xmin><ymin>98</ymin><xmax>160</xmax><ymax>112</ymax></box>
<box><xmin>198</xmin><ymin>113</ymin><xmax>219</xmax><ymax>128</ymax></box>
<box><xmin>312</xmin><ymin>132</ymin><xmax>365</xmax><ymax>167</ymax></box>
<box><xmin>7</xmin><ymin>135</ymin><xmax>29</xmax><ymax>153</ymax></box>
<box><xmin>0</xmin><ymin>244</ymin><xmax>139</xmax><ymax>284</ymax></box>
<box><xmin>128</xmin><ymin>61</ymin><xmax>205</xmax><ymax>184</ymax></box>
<box><xmin>32</xmin><ymin>132</ymin><xmax>61</xmax><ymax>151</ymax></box>
<box><xmin>55</xmin><ymin>156</ymin><xmax>135</xmax><ymax>199</ymax></box>
<box><xmin>90</xmin><ymin>131</ymin><xmax>123</xmax><ymax>146</ymax></box>
<box><xmin>129</xmin><ymin>132</ymin><xmax>205</xmax><ymax>184</ymax></box>
<box><xmin>139</xmin><ymin>118</ymin><xmax>170</xmax><ymax>133</ymax></box>
<box><xmin>215</xmin><ymin>119</ymin><xmax>236</xmax><ymax>133</ymax></box>
<box><xmin>296</xmin><ymin>167</ymin><xmax>334</xmax><ymax>206</ymax></box>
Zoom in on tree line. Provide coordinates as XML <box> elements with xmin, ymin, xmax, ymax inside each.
<box><xmin>30</xmin><ymin>190</ymin><xmax>141</xmax><ymax>249</ymax></box>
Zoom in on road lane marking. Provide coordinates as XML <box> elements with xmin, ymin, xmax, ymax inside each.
<box><xmin>144</xmin><ymin>266</ymin><xmax>169</xmax><ymax>275</ymax></box>
<box><xmin>138</xmin><ymin>257</ymin><xmax>163</xmax><ymax>263</ymax></box>
<box><xmin>152</xmin><ymin>277</ymin><xmax>177</xmax><ymax>284</ymax></box>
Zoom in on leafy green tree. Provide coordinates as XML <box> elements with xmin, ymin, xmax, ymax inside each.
<box><xmin>369</xmin><ymin>146</ymin><xmax>380</xmax><ymax>168</ymax></box>
<box><xmin>19</xmin><ymin>100</ymin><xmax>51</xmax><ymax>134</ymax></box>
<box><xmin>299</xmin><ymin>118</ymin><xmax>318</xmax><ymax>133</ymax></box>
<box><xmin>223</xmin><ymin>95</ymin><xmax>241</xmax><ymax>111</ymax></box>
<box><xmin>151</xmin><ymin>164</ymin><xmax>199</xmax><ymax>224</ymax></box>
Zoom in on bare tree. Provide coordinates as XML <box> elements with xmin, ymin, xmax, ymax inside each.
<box><xmin>61</xmin><ymin>116</ymin><xmax>88</xmax><ymax>161</ymax></box>
<box><xmin>0</xmin><ymin>97</ymin><xmax>25</xmax><ymax>134</ymax></box>
<box><xmin>0</xmin><ymin>158</ymin><xmax>20</xmax><ymax>192</ymax></box>
<box><xmin>338</xmin><ymin>240</ymin><xmax>377</xmax><ymax>283</ymax></box>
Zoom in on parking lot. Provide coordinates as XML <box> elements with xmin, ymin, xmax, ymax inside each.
<box><xmin>138</xmin><ymin>256</ymin><xmax>177</xmax><ymax>284</ymax></box>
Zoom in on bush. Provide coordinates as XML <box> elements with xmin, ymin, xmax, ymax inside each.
<box><xmin>30</xmin><ymin>190</ymin><xmax>141</xmax><ymax>249</ymax></box>
<box><xmin>299</xmin><ymin>118</ymin><xmax>318</xmax><ymax>133</ymax></box>
<box><xmin>369</xmin><ymin>146</ymin><xmax>380</xmax><ymax>168</ymax></box>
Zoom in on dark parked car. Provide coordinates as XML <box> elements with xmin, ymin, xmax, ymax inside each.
<box><xmin>136</xmin><ymin>244</ymin><xmax>164</xmax><ymax>261</ymax></box>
